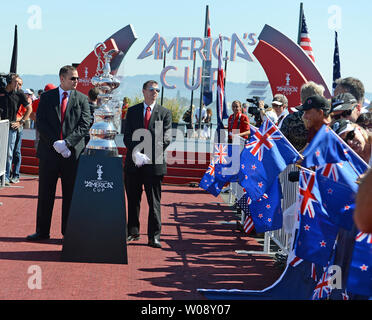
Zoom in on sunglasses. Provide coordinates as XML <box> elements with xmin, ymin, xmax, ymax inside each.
<box><xmin>344</xmin><ymin>129</ymin><xmax>355</xmax><ymax>142</ymax></box>
<box><xmin>148</xmin><ymin>87</ymin><xmax>160</xmax><ymax>93</ymax></box>
<box><xmin>70</xmin><ymin>77</ymin><xmax>79</xmax><ymax>81</ymax></box>
<box><xmin>332</xmin><ymin>107</ymin><xmax>356</xmax><ymax>120</ymax></box>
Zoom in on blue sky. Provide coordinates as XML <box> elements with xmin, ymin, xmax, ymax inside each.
<box><xmin>1</xmin><ymin>0</ymin><xmax>371</xmax><ymax>93</ymax></box>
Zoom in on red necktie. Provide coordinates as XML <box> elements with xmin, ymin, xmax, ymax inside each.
<box><xmin>60</xmin><ymin>91</ymin><xmax>68</xmax><ymax>139</ymax></box>
<box><xmin>144</xmin><ymin>106</ymin><xmax>151</xmax><ymax>129</ymax></box>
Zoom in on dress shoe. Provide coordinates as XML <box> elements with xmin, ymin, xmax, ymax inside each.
<box><xmin>148</xmin><ymin>238</ymin><xmax>162</xmax><ymax>248</ymax></box>
<box><xmin>127</xmin><ymin>234</ymin><xmax>140</xmax><ymax>242</ymax></box>
<box><xmin>26</xmin><ymin>232</ymin><xmax>50</xmax><ymax>241</ymax></box>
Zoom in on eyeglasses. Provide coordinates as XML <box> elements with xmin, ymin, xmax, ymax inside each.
<box><xmin>344</xmin><ymin>129</ymin><xmax>355</xmax><ymax>142</ymax></box>
<box><xmin>148</xmin><ymin>87</ymin><xmax>160</xmax><ymax>93</ymax></box>
<box><xmin>333</xmin><ymin>109</ymin><xmax>353</xmax><ymax>120</ymax></box>
<box><xmin>70</xmin><ymin>77</ymin><xmax>79</xmax><ymax>81</ymax></box>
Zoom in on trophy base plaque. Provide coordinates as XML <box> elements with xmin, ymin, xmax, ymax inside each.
<box><xmin>61</xmin><ymin>150</ymin><xmax>127</xmax><ymax>264</ymax></box>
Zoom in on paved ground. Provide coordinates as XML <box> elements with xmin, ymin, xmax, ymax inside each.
<box><xmin>0</xmin><ymin>175</ymin><xmax>282</xmax><ymax>300</ymax></box>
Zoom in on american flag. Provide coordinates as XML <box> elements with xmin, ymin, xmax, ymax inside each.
<box><xmin>332</xmin><ymin>31</ymin><xmax>341</xmax><ymax>94</ymax></box>
<box><xmin>300</xmin><ymin>13</ymin><xmax>315</xmax><ymax>63</ymax></box>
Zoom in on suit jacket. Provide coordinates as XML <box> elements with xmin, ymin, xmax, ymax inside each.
<box><xmin>36</xmin><ymin>88</ymin><xmax>91</xmax><ymax>160</ymax></box>
<box><xmin>124</xmin><ymin>102</ymin><xmax>172</xmax><ymax>175</ymax></box>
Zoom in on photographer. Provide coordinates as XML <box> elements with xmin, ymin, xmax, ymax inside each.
<box><xmin>227</xmin><ymin>100</ymin><xmax>250</xmax><ymax>143</ymax></box>
<box><xmin>0</xmin><ymin>73</ymin><xmax>31</xmax><ymax>185</ymax></box>
<box><xmin>246</xmin><ymin>96</ymin><xmax>276</xmax><ymax>127</ymax></box>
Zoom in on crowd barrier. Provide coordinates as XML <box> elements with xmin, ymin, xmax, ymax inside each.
<box><xmin>227</xmin><ymin>137</ymin><xmax>299</xmax><ymax>257</ymax></box>
<box><xmin>0</xmin><ymin>120</ymin><xmax>9</xmax><ymax>187</ymax></box>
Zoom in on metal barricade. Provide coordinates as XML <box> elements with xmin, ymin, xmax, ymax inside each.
<box><xmin>0</xmin><ymin>120</ymin><xmax>10</xmax><ymax>187</ymax></box>
<box><xmin>230</xmin><ymin>156</ymin><xmax>299</xmax><ymax>256</ymax></box>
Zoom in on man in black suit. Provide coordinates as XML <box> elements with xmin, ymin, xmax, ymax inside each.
<box><xmin>124</xmin><ymin>80</ymin><xmax>172</xmax><ymax>248</ymax></box>
<box><xmin>27</xmin><ymin>65</ymin><xmax>91</xmax><ymax>241</ymax></box>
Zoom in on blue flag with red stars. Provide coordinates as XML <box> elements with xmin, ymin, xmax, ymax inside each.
<box><xmin>239</xmin><ymin>119</ymin><xmax>300</xmax><ymax>200</ymax></box>
<box><xmin>294</xmin><ymin>169</ymin><xmax>339</xmax><ymax>267</ymax></box>
<box><xmin>249</xmin><ymin>177</ymin><xmax>283</xmax><ymax>233</ymax></box>
<box><xmin>199</xmin><ymin>159</ymin><xmax>225</xmax><ymax>197</ymax></box>
<box><xmin>316</xmin><ymin>172</ymin><xmax>356</xmax><ymax>231</ymax></box>
<box><xmin>347</xmin><ymin>232</ymin><xmax>372</xmax><ymax>297</ymax></box>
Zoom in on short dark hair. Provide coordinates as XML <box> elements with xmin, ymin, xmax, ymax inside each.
<box><xmin>335</xmin><ymin>77</ymin><xmax>365</xmax><ymax>103</ymax></box>
<box><xmin>59</xmin><ymin>65</ymin><xmax>77</xmax><ymax>77</ymax></box>
<box><xmin>88</xmin><ymin>87</ymin><xmax>99</xmax><ymax>101</ymax></box>
<box><xmin>143</xmin><ymin>80</ymin><xmax>158</xmax><ymax>90</ymax></box>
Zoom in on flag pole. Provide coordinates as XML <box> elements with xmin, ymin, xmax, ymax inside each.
<box><xmin>198</xmin><ymin>5</ymin><xmax>209</xmax><ymax>138</ymax></box>
<box><xmin>224</xmin><ymin>50</ymin><xmax>228</xmax><ymax>88</ymax></box>
<box><xmin>297</xmin><ymin>3</ymin><xmax>304</xmax><ymax>45</ymax></box>
<box><xmin>160</xmin><ymin>51</ymin><xmax>166</xmax><ymax>105</ymax></box>
<box><xmin>10</xmin><ymin>24</ymin><xmax>18</xmax><ymax>73</ymax></box>
<box><xmin>189</xmin><ymin>51</ymin><xmax>196</xmax><ymax>130</ymax></box>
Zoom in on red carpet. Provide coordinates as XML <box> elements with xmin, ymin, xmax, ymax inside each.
<box><xmin>0</xmin><ymin>176</ymin><xmax>282</xmax><ymax>300</ymax></box>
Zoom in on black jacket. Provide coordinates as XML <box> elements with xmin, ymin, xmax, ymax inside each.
<box><xmin>124</xmin><ymin>102</ymin><xmax>172</xmax><ymax>175</ymax></box>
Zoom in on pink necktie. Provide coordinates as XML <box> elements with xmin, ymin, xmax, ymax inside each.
<box><xmin>144</xmin><ymin>106</ymin><xmax>151</xmax><ymax>129</ymax></box>
<box><xmin>60</xmin><ymin>91</ymin><xmax>68</xmax><ymax>139</ymax></box>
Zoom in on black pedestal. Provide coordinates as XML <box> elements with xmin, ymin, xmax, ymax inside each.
<box><xmin>61</xmin><ymin>150</ymin><xmax>127</xmax><ymax>264</ymax></box>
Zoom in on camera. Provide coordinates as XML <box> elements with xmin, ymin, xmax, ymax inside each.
<box><xmin>246</xmin><ymin>96</ymin><xmax>268</xmax><ymax>127</ymax></box>
<box><xmin>0</xmin><ymin>73</ymin><xmax>9</xmax><ymax>89</ymax></box>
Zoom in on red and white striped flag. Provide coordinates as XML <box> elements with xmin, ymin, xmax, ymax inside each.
<box><xmin>300</xmin><ymin>13</ymin><xmax>315</xmax><ymax>63</ymax></box>
<box><xmin>244</xmin><ymin>214</ymin><xmax>255</xmax><ymax>234</ymax></box>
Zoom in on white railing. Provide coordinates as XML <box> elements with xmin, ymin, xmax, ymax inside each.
<box><xmin>0</xmin><ymin>120</ymin><xmax>9</xmax><ymax>187</ymax></box>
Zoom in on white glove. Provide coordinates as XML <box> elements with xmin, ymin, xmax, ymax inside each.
<box><xmin>53</xmin><ymin>140</ymin><xmax>67</xmax><ymax>154</ymax></box>
<box><xmin>133</xmin><ymin>151</ymin><xmax>150</xmax><ymax>167</ymax></box>
<box><xmin>61</xmin><ymin>148</ymin><xmax>71</xmax><ymax>158</ymax></box>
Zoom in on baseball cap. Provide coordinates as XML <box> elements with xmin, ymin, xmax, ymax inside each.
<box><xmin>332</xmin><ymin>119</ymin><xmax>354</xmax><ymax>135</ymax></box>
<box><xmin>44</xmin><ymin>83</ymin><xmax>56</xmax><ymax>91</ymax></box>
<box><xmin>24</xmin><ymin>88</ymin><xmax>33</xmax><ymax>95</ymax></box>
<box><xmin>272</xmin><ymin>94</ymin><xmax>288</xmax><ymax>106</ymax></box>
<box><xmin>296</xmin><ymin>95</ymin><xmax>331</xmax><ymax>112</ymax></box>
<box><xmin>331</xmin><ymin>93</ymin><xmax>358</xmax><ymax>112</ymax></box>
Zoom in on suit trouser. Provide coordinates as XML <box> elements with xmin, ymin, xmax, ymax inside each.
<box><xmin>124</xmin><ymin>169</ymin><xmax>163</xmax><ymax>240</ymax></box>
<box><xmin>35</xmin><ymin>155</ymin><xmax>78</xmax><ymax>236</ymax></box>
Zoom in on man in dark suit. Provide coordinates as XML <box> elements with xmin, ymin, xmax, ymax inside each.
<box><xmin>124</xmin><ymin>80</ymin><xmax>172</xmax><ymax>248</ymax></box>
<box><xmin>27</xmin><ymin>65</ymin><xmax>91</xmax><ymax>241</ymax></box>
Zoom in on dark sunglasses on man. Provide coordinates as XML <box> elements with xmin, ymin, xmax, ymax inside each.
<box><xmin>70</xmin><ymin>77</ymin><xmax>79</xmax><ymax>81</ymax></box>
<box><xmin>333</xmin><ymin>109</ymin><xmax>353</xmax><ymax>120</ymax></box>
<box><xmin>148</xmin><ymin>87</ymin><xmax>160</xmax><ymax>93</ymax></box>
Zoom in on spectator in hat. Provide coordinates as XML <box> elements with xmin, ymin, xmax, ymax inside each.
<box><xmin>334</xmin><ymin>121</ymin><xmax>372</xmax><ymax>166</ymax></box>
<box><xmin>281</xmin><ymin>81</ymin><xmax>325</xmax><ymax>151</ymax></box>
<box><xmin>296</xmin><ymin>95</ymin><xmax>331</xmax><ymax>143</ymax></box>
<box><xmin>271</xmin><ymin>94</ymin><xmax>289</xmax><ymax>128</ymax></box>
<box><xmin>334</xmin><ymin>77</ymin><xmax>366</xmax><ymax>122</ymax></box>
<box><xmin>331</xmin><ymin>93</ymin><xmax>360</xmax><ymax>123</ymax></box>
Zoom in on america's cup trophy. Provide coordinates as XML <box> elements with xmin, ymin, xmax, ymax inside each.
<box><xmin>61</xmin><ymin>40</ymin><xmax>128</xmax><ymax>264</ymax></box>
<box><xmin>85</xmin><ymin>42</ymin><xmax>121</xmax><ymax>156</ymax></box>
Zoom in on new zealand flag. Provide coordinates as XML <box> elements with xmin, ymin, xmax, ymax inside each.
<box><xmin>294</xmin><ymin>170</ymin><xmax>339</xmax><ymax>266</ymax></box>
<box><xmin>239</xmin><ymin>119</ymin><xmax>300</xmax><ymax>200</ymax></box>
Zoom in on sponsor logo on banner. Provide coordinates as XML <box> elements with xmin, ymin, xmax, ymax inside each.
<box><xmin>79</xmin><ymin>67</ymin><xmax>91</xmax><ymax>87</ymax></box>
<box><xmin>276</xmin><ymin>73</ymin><xmax>298</xmax><ymax>95</ymax></box>
<box><xmin>84</xmin><ymin>164</ymin><xmax>114</xmax><ymax>193</ymax></box>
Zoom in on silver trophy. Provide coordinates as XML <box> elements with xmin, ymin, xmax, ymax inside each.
<box><xmin>86</xmin><ymin>42</ymin><xmax>121</xmax><ymax>156</ymax></box>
